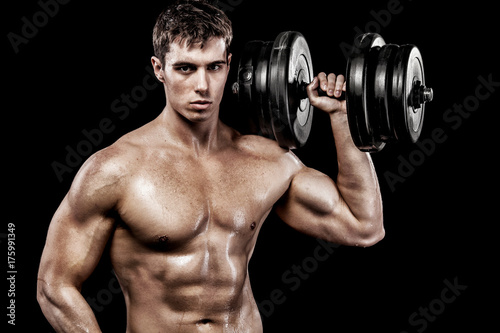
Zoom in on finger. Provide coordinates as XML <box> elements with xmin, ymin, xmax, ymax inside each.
<box><xmin>307</xmin><ymin>76</ymin><xmax>330</xmax><ymax>111</ymax></box>
<box><xmin>327</xmin><ymin>73</ymin><xmax>337</xmax><ymax>96</ymax></box>
<box><xmin>335</xmin><ymin>74</ymin><xmax>345</xmax><ymax>98</ymax></box>
<box><xmin>317</xmin><ymin>72</ymin><xmax>328</xmax><ymax>92</ymax></box>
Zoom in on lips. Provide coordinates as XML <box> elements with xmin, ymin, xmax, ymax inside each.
<box><xmin>190</xmin><ymin>100</ymin><xmax>213</xmax><ymax>110</ymax></box>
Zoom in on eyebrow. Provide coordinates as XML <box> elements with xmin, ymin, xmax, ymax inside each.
<box><xmin>171</xmin><ymin>59</ymin><xmax>227</xmax><ymax>67</ymax></box>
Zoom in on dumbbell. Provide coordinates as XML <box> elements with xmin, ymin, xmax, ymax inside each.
<box><xmin>231</xmin><ymin>31</ymin><xmax>433</xmax><ymax>152</ymax></box>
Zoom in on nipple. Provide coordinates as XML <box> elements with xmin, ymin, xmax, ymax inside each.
<box><xmin>158</xmin><ymin>235</ymin><xmax>169</xmax><ymax>243</ymax></box>
<box><xmin>155</xmin><ymin>235</ymin><xmax>170</xmax><ymax>250</ymax></box>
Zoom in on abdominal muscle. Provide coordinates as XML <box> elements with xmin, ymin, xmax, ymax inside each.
<box><xmin>110</xmin><ymin>229</ymin><xmax>263</xmax><ymax>333</ymax></box>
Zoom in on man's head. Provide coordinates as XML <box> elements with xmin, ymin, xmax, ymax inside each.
<box><xmin>151</xmin><ymin>0</ymin><xmax>233</xmax><ymax>122</ymax></box>
<box><xmin>152</xmin><ymin>0</ymin><xmax>233</xmax><ymax>67</ymax></box>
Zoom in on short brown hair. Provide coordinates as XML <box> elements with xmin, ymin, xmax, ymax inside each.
<box><xmin>152</xmin><ymin>0</ymin><xmax>233</xmax><ymax>66</ymax></box>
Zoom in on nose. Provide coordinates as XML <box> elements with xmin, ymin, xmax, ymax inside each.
<box><xmin>195</xmin><ymin>69</ymin><xmax>209</xmax><ymax>95</ymax></box>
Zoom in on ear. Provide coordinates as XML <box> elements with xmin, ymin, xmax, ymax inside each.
<box><xmin>227</xmin><ymin>53</ymin><xmax>232</xmax><ymax>72</ymax></box>
<box><xmin>151</xmin><ymin>56</ymin><xmax>165</xmax><ymax>83</ymax></box>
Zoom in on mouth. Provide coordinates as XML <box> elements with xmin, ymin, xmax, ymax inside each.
<box><xmin>190</xmin><ymin>100</ymin><xmax>213</xmax><ymax>110</ymax></box>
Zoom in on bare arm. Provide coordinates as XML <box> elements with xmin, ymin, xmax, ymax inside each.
<box><xmin>275</xmin><ymin>73</ymin><xmax>384</xmax><ymax>247</ymax></box>
<box><xmin>37</xmin><ymin>148</ymin><xmax>124</xmax><ymax>332</ymax></box>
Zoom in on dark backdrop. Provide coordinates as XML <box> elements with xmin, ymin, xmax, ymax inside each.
<box><xmin>4</xmin><ymin>0</ymin><xmax>499</xmax><ymax>332</ymax></box>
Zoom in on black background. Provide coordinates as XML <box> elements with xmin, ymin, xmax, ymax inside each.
<box><xmin>4</xmin><ymin>0</ymin><xmax>499</xmax><ymax>332</ymax></box>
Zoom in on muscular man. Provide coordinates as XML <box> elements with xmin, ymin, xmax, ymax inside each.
<box><xmin>37</xmin><ymin>1</ymin><xmax>384</xmax><ymax>331</ymax></box>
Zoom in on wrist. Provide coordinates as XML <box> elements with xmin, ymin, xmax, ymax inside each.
<box><xmin>329</xmin><ymin>112</ymin><xmax>350</xmax><ymax>136</ymax></box>
<box><xmin>329</xmin><ymin>112</ymin><xmax>363</xmax><ymax>152</ymax></box>
<box><xmin>329</xmin><ymin>110</ymin><xmax>348</xmax><ymax>122</ymax></box>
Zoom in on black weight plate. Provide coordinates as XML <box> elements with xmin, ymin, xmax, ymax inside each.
<box><xmin>254</xmin><ymin>41</ymin><xmax>275</xmax><ymax>139</ymax></box>
<box><xmin>237</xmin><ymin>41</ymin><xmax>260</xmax><ymax>133</ymax></box>
<box><xmin>346</xmin><ymin>33</ymin><xmax>386</xmax><ymax>152</ymax></box>
<box><xmin>391</xmin><ymin>45</ymin><xmax>426</xmax><ymax>143</ymax></box>
<box><xmin>237</xmin><ymin>40</ymin><xmax>275</xmax><ymax>139</ymax></box>
<box><xmin>268</xmin><ymin>31</ymin><xmax>314</xmax><ymax>149</ymax></box>
<box><xmin>373</xmin><ymin>43</ymin><xmax>399</xmax><ymax>142</ymax></box>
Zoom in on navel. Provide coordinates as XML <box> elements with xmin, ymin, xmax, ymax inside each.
<box><xmin>250</xmin><ymin>222</ymin><xmax>256</xmax><ymax>231</ymax></box>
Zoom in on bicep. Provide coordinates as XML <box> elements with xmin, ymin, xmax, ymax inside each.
<box><xmin>39</xmin><ymin>152</ymin><xmax>121</xmax><ymax>288</ymax></box>
<box><xmin>275</xmin><ymin>167</ymin><xmax>358</xmax><ymax>244</ymax></box>
<box><xmin>39</xmin><ymin>196</ymin><xmax>116</xmax><ymax>288</ymax></box>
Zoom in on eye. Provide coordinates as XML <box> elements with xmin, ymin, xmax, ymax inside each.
<box><xmin>208</xmin><ymin>64</ymin><xmax>222</xmax><ymax>71</ymax></box>
<box><xmin>176</xmin><ymin>66</ymin><xmax>194</xmax><ymax>73</ymax></box>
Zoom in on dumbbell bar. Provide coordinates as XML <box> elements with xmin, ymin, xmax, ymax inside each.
<box><xmin>232</xmin><ymin>31</ymin><xmax>433</xmax><ymax>152</ymax></box>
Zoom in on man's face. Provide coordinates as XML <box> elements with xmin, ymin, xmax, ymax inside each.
<box><xmin>158</xmin><ymin>37</ymin><xmax>231</xmax><ymax>123</ymax></box>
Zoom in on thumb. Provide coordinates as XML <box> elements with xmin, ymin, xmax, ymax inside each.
<box><xmin>306</xmin><ymin>76</ymin><xmax>320</xmax><ymax>100</ymax></box>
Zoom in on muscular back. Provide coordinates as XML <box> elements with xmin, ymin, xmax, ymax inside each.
<box><xmin>47</xmin><ymin>119</ymin><xmax>303</xmax><ymax>332</ymax></box>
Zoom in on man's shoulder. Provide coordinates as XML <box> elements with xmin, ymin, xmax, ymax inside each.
<box><xmin>233</xmin><ymin>133</ymin><xmax>304</xmax><ymax>168</ymax></box>
<box><xmin>71</xmin><ymin>129</ymin><xmax>145</xmax><ymax>189</ymax></box>
<box><xmin>66</xmin><ymin>121</ymin><xmax>166</xmax><ymax>210</ymax></box>
<box><xmin>234</xmin><ymin>133</ymin><xmax>280</xmax><ymax>155</ymax></box>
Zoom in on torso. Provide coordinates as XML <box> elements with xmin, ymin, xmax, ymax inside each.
<box><xmin>106</xmin><ymin>120</ymin><xmax>302</xmax><ymax>332</ymax></box>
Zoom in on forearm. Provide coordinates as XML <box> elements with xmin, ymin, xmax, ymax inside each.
<box><xmin>37</xmin><ymin>281</ymin><xmax>102</xmax><ymax>333</ymax></box>
<box><xmin>330</xmin><ymin>112</ymin><xmax>383</xmax><ymax>224</ymax></box>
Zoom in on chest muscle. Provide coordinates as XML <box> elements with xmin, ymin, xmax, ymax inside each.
<box><xmin>116</xmin><ymin>154</ymin><xmax>287</xmax><ymax>250</ymax></box>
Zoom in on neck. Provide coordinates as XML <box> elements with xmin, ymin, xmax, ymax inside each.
<box><xmin>158</xmin><ymin>106</ymin><xmax>222</xmax><ymax>155</ymax></box>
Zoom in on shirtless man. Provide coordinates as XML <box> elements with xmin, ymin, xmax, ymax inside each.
<box><xmin>37</xmin><ymin>1</ymin><xmax>384</xmax><ymax>331</ymax></box>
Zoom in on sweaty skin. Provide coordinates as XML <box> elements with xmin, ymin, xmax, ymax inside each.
<box><xmin>37</xmin><ymin>37</ymin><xmax>384</xmax><ymax>332</ymax></box>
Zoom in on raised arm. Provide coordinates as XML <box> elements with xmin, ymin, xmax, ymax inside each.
<box><xmin>275</xmin><ymin>73</ymin><xmax>384</xmax><ymax>247</ymax></box>
<box><xmin>37</xmin><ymin>148</ymin><xmax>124</xmax><ymax>332</ymax></box>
